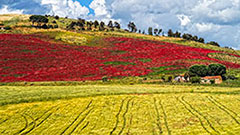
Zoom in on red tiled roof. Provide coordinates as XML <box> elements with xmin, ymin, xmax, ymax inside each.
<box><xmin>202</xmin><ymin>76</ymin><xmax>222</xmax><ymax>80</ymax></box>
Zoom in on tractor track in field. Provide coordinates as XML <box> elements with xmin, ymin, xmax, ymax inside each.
<box><xmin>20</xmin><ymin>114</ymin><xmax>36</xmax><ymax>135</ymax></box>
<box><xmin>181</xmin><ymin>96</ymin><xmax>220</xmax><ymax>134</ymax></box>
<box><xmin>0</xmin><ymin>118</ymin><xmax>8</xmax><ymax>125</ymax></box>
<box><xmin>153</xmin><ymin>98</ymin><xmax>163</xmax><ymax>134</ymax></box>
<box><xmin>14</xmin><ymin>114</ymin><xmax>28</xmax><ymax>135</ymax></box>
<box><xmin>176</xmin><ymin>97</ymin><xmax>211</xmax><ymax>135</ymax></box>
<box><xmin>78</xmin><ymin>121</ymin><xmax>90</xmax><ymax>134</ymax></box>
<box><xmin>118</xmin><ymin>98</ymin><xmax>133</xmax><ymax>135</ymax></box>
<box><xmin>207</xmin><ymin>96</ymin><xmax>240</xmax><ymax>125</ymax></box>
<box><xmin>110</xmin><ymin>98</ymin><xmax>126</xmax><ymax>135</ymax></box>
<box><xmin>159</xmin><ymin>101</ymin><xmax>171</xmax><ymax>135</ymax></box>
<box><xmin>60</xmin><ymin>100</ymin><xmax>93</xmax><ymax>135</ymax></box>
<box><xmin>68</xmin><ymin>108</ymin><xmax>93</xmax><ymax>135</ymax></box>
<box><xmin>126</xmin><ymin>100</ymin><xmax>134</xmax><ymax>135</ymax></box>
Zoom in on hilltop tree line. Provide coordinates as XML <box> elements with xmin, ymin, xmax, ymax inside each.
<box><xmin>28</xmin><ymin>15</ymin><xmax>225</xmax><ymax>48</ymax></box>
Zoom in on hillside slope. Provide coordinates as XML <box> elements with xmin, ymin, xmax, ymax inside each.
<box><xmin>0</xmin><ymin>14</ymin><xmax>240</xmax><ymax>82</ymax></box>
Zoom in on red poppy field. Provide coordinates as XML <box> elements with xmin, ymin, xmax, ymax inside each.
<box><xmin>0</xmin><ymin>34</ymin><xmax>240</xmax><ymax>82</ymax></box>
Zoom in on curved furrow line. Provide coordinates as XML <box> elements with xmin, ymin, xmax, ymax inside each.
<box><xmin>118</xmin><ymin>98</ymin><xmax>133</xmax><ymax>135</ymax></box>
<box><xmin>209</xmin><ymin>96</ymin><xmax>240</xmax><ymax>119</ymax></box>
<box><xmin>176</xmin><ymin>97</ymin><xmax>212</xmax><ymax>135</ymax></box>
<box><xmin>60</xmin><ymin>100</ymin><xmax>93</xmax><ymax>135</ymax></box>
<box><xmin>68</xmin><ymin>108</ymin><xmax>93</xmax><ymax>135</ymax></box>
<box><xmin>207</xmin><ymin>96</ymin><xmax>240</xmax><ymax>125</ymax></box>
<box><xmin>159</xmin><ymin>101</ymin><xmax>171</xmax><ymax>135</ymax></box>
<box><xmin>153</xmin><ymin>98</ymin><xmax>163</xmax><ymax>134</ymax></box>
<box><xmin>14</xmin><ymin>114</ymin><xmax>29</xmax><ymax>135</ymax></box>
<box><xmin>21</xmin><ymin>114</ymin><xmax>36</xmax><ymax>135</ymax></box>
<box><xmin>126</xmin><ymin>100</ymin><xmax>134</xmax><ymax>135</ymax></box>
<box><xmin>181</xmin><ymin>97</ymin><xmax>220</xmax><ymax>134</ymax></box>
<box><xmin>109</xmin><ymin>98</ymin><xmax>126</xmax><ymax>135</ymax></box>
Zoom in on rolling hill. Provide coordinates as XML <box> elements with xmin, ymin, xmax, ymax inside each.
<box><xmin>0</xmin><ymin>14</ymin><xmax>240</xmax><ymax>83</ymax></box>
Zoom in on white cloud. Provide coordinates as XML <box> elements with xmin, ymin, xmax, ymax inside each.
<box><xmin>41</xmin><ymin>0</ymin><xmax>89</xmax><ymax>18</ymax></box>
<box><xmin>0</xmin><ymin>5</ymin><xmax>24</xmax><ymax>14</ymax></box>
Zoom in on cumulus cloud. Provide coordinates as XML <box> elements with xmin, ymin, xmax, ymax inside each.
<box><xmin>101</xmin><ymin>0</ymin><xmax>240</xmax><ymax>49</ymax></box>
<box><xmin>41</xmin><ymin>0</ymin><xmax>89</xmax><ymax>18</ymax></box>
<box><xmin>0</xmin><ymin>5</ymin><xmax>23</xmax><ymax>14</ymax></box>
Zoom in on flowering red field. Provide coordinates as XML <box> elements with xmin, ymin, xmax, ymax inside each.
<box><xmin>0</xmin><ymin>34</ymin><xmax>240</xmax><ymax>82</ymax></box>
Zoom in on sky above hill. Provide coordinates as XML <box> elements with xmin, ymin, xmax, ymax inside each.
<box><xmin>0</xmin><ymin>0</ymin><xmax>240</xmax><ymax>49</ymax></box>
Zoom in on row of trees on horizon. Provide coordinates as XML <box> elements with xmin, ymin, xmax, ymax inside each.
<box><xmin>28</xmin><ymin>14</ymin><xmax>233</xmax><ymax>49</ymax></box>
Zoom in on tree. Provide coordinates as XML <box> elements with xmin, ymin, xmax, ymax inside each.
<box><xmin>174</xmin><ymin>31</ymin><xmax>181</xmax><ymax>37</ymax></box>
<box><xmin>108</xmin><ymin>20</ymin><xmax>113</xmax><ymax>28</ymax></box>
<box><xmin>148</xmin><ymin>27</ymin><xmax>153</xmax><ymax>35</ymax></box>
<box><xmin>207</xmin><ymin>41</ymin><xmax>220</xmax><ymax>47</ymax></box>
<box><xmin>189</xmin><ymin>65</ymin><xmax>208</xmax><ymax>77</ymax></box>
<box><xmin>154</xmin><ymin>28</ymin><xmax>158</xmax><ymax>36</ymax></box>
<box><xmin>99</xmin><ymin>21</ymin><xmax>105</xmax><ymax>31</ymax></box>
<box><xmin>192</xmin><ymin>36</ymin><xmax>198</xmax><ymax>42</ymax></box>
<box><xmin>168</xmin><ymin>29</ymin><xmax>174</xmax><ymax>37</ymax></box>
<box><xmin>182</xmin><ymin>33</ymin><xmax>192</xmax><ymax>40</ymax></box>
<box><xmin>114</xmin><ymin>22</ymin><xmax>121</xmax><ymax>29</ymax></box>
<box><xmin>54</xmin><ymin>15</ymin><xmax>59</xmax><ymax>20</ymax></box>
<box><xmin>208</xmin><ymin>64</ymin><xmax>226</xmax><ymax>76</ymax></box>
<box><xmin>29</xmin><ymin>15</ymin><xmax>49</xmax><ymax>26</ymax></box>
<box><xmin>198</xmin><ymin>37</ymin><xmax>205</xmax><ymax>43</ymax></box>
<box><xmin>158</xmin><ymin>29</ymin><xmax>162</xmax><ymax>36</ymax></box>
<box><xmin>127</xmin><ymin>22</ymin><xmax>137</xmax><ymax>32</ymax></box>
<box><xmin>94</xmin><ymin>20</ymin><xmax>99</xmax><ymax>28</ymax></box>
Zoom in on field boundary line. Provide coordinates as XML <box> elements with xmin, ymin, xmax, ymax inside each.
<box><xmin>207</xmin><ymin>96</ymin><xmax>240</xmax><ymax>125</ymax></box>
<box><xmin>110</xmin><ymin>98</ymin><xmax>126</xmax><ymax>135</ymax></box>
<box><xmin>60</xmin><ymin>100</ymin><xmax>93</xmax><ymax>135</ymax></box>
<box><xmin>118</xmin><ymin>98</ymin><xmax>133</xmax><ymax>135</ymax></box>
<box><xmin>176</xmin><ymin>97</ymin><xmax>211</xmax><ymax>135</ymax></box>
<box><xmin>159</xmin><ymin>101</ymin><xmax>171</xmax><ymax>135</ymax></box>
<box><xmin>153</xmin><ymin>98</ymin><xmax>163</xmax><ymax>134</ymax></box>
<box><xmin>21</xmin><ymin>114</ymin><xmax>36</xmax><ymax>135</ymax></box>
<box><xmin>181</xmin><ymin>96</ymin><xmax>220</xmax><ymax>134</ymax></box>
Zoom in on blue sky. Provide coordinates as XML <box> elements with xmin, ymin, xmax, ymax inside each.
<box><xmin>0</xmin><ymin>0</ymin><xmax>240</xmax><ymax>50</ymax></box>
<box><xmin>77</xmin><ymin>0</ymin><xmax>94</xmax><ymax>15</ymax></box>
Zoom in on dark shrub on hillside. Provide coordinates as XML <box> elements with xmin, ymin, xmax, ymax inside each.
<box><xmin>198</xmin><ymin>37</ymin><xmax>205</xmax><ymax>43</ymax></box>
<box><xmin>190</xmin><ymin>76</ymin><xmax>201</xmax><ymax>83</ymax></box>
<box><xmin>189</xmin><ymin>65</ymin><xmax>208</xmax><ymax>77</ymax></box>
<box><xmin>54</xmin><ymin>25</ymin><xmax>59</xmax><ymax>28</ymax></box>
<box><xmin>54</xmin><ymin>15</ymin><xmax>59</xmax><ymax>20</ymax></box>
<box><xmin>208</xmin><ymin>64</ymin><xmax>226</xmax><ymax>76</ymax></box>
<box><xmin>207</xmin><ymin>41</ymin><xmax>220</xmax><ymax>47</ymax></box>
<box><xmin>182</xmin><ymin>33</ymin><xmax>192</xmax><ymax>40</ymax></box>
<box><xmin>4</xmin><ymin>26</ymin><xmax>12</xmax><ymax>30</ymax></box>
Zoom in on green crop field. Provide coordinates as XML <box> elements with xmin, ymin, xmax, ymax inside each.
<box><xmin>0</xmin><ymin>85</ymin><xmax>240</xmax><ymax>135</ymax></box>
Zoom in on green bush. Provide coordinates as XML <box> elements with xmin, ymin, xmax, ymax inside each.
<box><xmin>208</xmin><ymin>64</ymin><xmax>226</xmax><ymax>76</ymax></box>
<box><xmin>102</xmin><ymin>76</ymin><xmax>108</xmax><ymax>82</ymax></box>
<box><xmin>190</xmin><ymin>77</ymin><xmax>201</xmax><ymax>83</ymax></box>
<box><xmin>4</xmin><ymin>26</ymin><xmax>12</xmax><ymax>30</ymax></box>
<box><xmin>189</xmin><ymin>65</ymin><xmax>208</xmax><ymax>77</ymax></box>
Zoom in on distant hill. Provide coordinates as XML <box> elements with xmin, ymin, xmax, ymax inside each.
<box><xmin>0</xmin><ymin>14</ymin><xmax>240</xmax><ymax>82</ymax></box>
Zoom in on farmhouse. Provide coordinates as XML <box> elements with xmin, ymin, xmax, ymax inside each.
<box><xmin>201</xmin><ymin>76</ymin><xmax>223</xmax><ymax>84</ymax></box>
<box><xmin>174</xmin><ymin>75</ymin><xmax>189</xmax><ymax>82</ymax></box>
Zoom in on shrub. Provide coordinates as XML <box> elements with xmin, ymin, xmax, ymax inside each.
<box><xmin>167</xmin><ymin>76</ymin><xmax>173</xmax><ymax>82</ymax></box>
<box><xmin>189</xmin><ymin>65</ymin><xmax>208</xmax><ymax>77</ymax></box>
<box><xmin>102</xmin><ymin>76</ymin><xmax>108</xmax><ymax>82</ymax></box>
<box><xmin>207</xmin><ymin>41</ymin><xmax>220</xmax><ymax>47</ymax></box>
<box><xmin>4</xmin><ymin>26</ymin><xmax>12</xmax><ymax>30</ymax></box>
<box><xmin>190</xmin><ymin>77</ymin><xmax>201</xmax><ymax>83</ymax></box>
<box><xmin>208</xmin><ymin>64</ymin><xmax>226</xmax><ymax>76</ymax></box>
<box><xmin>210</xmin><ymin>80</ymin><xmax>215</xmax><ymax>84</ymax></box>
<box><xmin>54</xmin><ymin>25</ymin><xmax>59</xmax><ymax>28</ymax></box>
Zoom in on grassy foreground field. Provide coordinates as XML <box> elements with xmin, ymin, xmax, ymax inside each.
<box><xmin>0</xmin><ymin>85</ymin><xmax>240</xmax><ymax>135</ymax></box>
